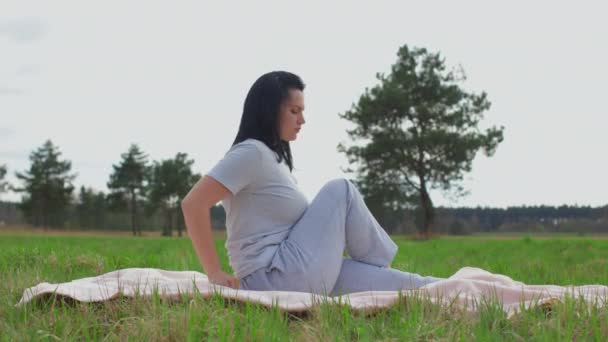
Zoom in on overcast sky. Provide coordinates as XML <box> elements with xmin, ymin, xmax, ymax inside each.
<box><xmin>1</xmin><ymin>1</ymin><xmax>606</xmax><ymax>208</ymax></box>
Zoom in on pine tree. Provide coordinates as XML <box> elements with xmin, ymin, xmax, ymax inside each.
<box><xmin>14</xmin><ymin>140</ymin><xmax>76</xmax><ymax>228</ymax></box>
<box><xmin>0</xmin><ymin>164</ymin><xmax>9</xmax><ymax>199</ymax></box>
<box><xmin>76</xmin><ymin>186</ymin><xmax>107</xmax><ymax>229</ymax></box>
<box><xmin>147</xmin><ymin>153</ymin><xmax>200</xmax><ymax>237</ymax></box>
<box><xmin>107</xmin><ymin>144</ymin><xmax>149</xmax><ymax>236</ymax></box>
<box><xmin>338</xmin><ymin>44</ymin><xmax>504</xmax><ymax>238</ymax></box>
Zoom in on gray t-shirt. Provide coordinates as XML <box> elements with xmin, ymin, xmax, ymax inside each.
<box><xmin>207</xmin><ymin>138</ymin><xmax>309</xmax><ymax>279</ymax></box>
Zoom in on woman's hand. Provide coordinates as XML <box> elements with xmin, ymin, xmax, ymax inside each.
<box><xmin>208</xmin><ymin>270</ymin><xmax>240</xmax><ymax>289</ymax></box>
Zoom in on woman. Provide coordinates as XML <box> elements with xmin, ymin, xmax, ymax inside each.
<box><xmin>181</xmin><ymin>71</ymin><xmax>442</xmax><ymax>296</ymax></box>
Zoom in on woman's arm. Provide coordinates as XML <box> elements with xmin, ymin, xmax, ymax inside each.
<box><xmin>181</xmin><ymin>175</ymin><xmax>240</xmax><ymax>288</ymax></box>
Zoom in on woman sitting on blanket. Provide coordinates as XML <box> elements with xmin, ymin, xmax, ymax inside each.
<box><xmin>181</xmin><ymin>71</ymin><xmax>443</xmax><ymax>295</ymax></box>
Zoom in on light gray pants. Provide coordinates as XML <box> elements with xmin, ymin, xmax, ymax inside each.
<box><xmin>240</xmin><ymin>178</ymin><xmax>443</xmax><ymax>296</ymax></box>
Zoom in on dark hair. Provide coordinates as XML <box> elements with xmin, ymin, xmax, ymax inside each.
<box><xmin>232</xmin><ymin>71</ymin><xmax>305</xmax><ymax>172</ymax></box>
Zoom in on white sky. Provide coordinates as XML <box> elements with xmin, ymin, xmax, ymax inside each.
<box><xmin>1</xmin><ymin>1</ymin><xmax>607</xmax><ymax>208</ymax></box>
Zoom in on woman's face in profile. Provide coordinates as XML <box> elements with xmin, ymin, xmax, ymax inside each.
<box><xmin>278</xmin><ymin>89</ymin><xmax>306</xmax><ymax>142</ymax></box>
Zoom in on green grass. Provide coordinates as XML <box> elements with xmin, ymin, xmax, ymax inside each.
<box><xmin>1</xmin><ymin>231</ymin><xmax>607</xmax><ymax>340</ymax></box>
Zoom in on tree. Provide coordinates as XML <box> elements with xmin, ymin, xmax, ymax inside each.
<box><xmin>146</xmin><ymin>153</ymin><xmax>200</xmax><ymax>237</ymax></box>
<box><xmin>107</xmin><ymin>144</ymin><xmax>149</xmax><ymax>236</ymax></box>
<box><xmin>0</xmin><ymin>164</ymin><xmax>9</xmax><ymax>199</ymax></box>
<box><xmin>76</xmin><ymin>186</ymin><xmax>107</xmax><ymax>230</ymax></box>
<box><xmin>338</xmin><ymin>44</ymin><xmax>504</xmax><ymax>239</ymax></box>
<box><xmin>13</xmin><ymin>140</ymin><xmax>76</xmax><ymax>228</ymax></box>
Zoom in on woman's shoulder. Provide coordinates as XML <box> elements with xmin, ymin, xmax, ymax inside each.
<box><xmin>223</xmin><ymin>139</ymin><xmax>272</xmax><ymax>163</ymax></box>
<box><xmin>231</xmin><ymin>138</ymin><xmax>273</xmax><ymax>156</ymax></box>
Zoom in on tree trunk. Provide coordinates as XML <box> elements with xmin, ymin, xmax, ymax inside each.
<box><xmin>162</xmin><ymin>206</ymin><xmax>171</xmax><ymax>236</ymax></box>
<box><xmin>176</xmin><ymin>206</ymin><xmax>183</xmax><ymax>237</ymax></box>
<box><xmin>419</xmin><ymin>181</ymin><xmax>435</xmax><ymax>239</ymax></box>
<box><xmin>169</xmin><ymin>207</ymin><xmax>175</xmax><ymax>237</ymax></box>
<box><xmin>130</xmin><ymin>189</ymin><xmax>137</xmax><ymax>236</ymax></box>
<box><xmin>41</xmin><ymin>197</ymin><xmax>48</xmax><ymax>231</ymax></box>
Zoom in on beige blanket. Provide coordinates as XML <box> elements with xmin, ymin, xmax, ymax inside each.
<box><xmin>16</xmin><ymin>267</ymin><xmax>607</xmax><ymax>317</ymax></box>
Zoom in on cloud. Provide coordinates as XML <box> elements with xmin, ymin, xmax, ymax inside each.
<box><xmin>15</xmin><ymin>64</ymin><xmax>40</xmax><ymax>76</ymax></box>
<box><xmin>0</xmin><ymin>17</ymin><xmax>47</xmax><ymax>43</ymax></box>
<box><xmin>0</xmin><ymin>150</ymin><xmax>28</xmax><ymax>160</ymax></box>
<box><xmin>0</xmin><ymin>127</ymin><xmax>16</xmax><ymax>139</ymax></box>
<box><xmin>0</xmin><ymin>87</ymin><xmax>25</xmax><ymax>96</ymax></box>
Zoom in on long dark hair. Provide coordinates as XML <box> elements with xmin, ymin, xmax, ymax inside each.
<box><xmin>232</xmin><ymin>71</ymin><xmax>305</xmax><ymax>172</ymax></box>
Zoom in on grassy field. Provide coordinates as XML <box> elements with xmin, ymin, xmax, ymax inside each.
<box><xmin>1</xmin><ymin>229</ymin><xmax>607</xmax><ymax>340</ymax></box>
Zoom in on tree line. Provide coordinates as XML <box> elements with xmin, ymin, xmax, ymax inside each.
<box><xmin>401</xmin><ymin>205</ymin><xmax>608</xmax><ymax>235</ymax></box>
<box><xmin>0</xmin><ymin>140</ymin><xmax>227</xmax><ymax>236</ymax></box>
<box><xmin>0</xmin><ymin>139</ymin><xmax>606</xmax><ymax>235</ymax></box>
<box><xmin>2</xmin><ymin>184</ymin><xmax>607</xmax><ymax>235</ymax></box>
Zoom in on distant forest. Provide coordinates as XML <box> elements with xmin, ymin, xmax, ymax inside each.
<box><xmin>407</xmin><ymin>204</ymin><xmax>608</xmax><ymax>235</ymax></box>
<box><xmin>1</xmin><ymin>200</ymin><xmax>606</xmax><ymax>235</ymax></box>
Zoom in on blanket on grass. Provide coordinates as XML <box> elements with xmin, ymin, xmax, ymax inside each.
<box><xmin>16</xmin><ymin>267</ymin><xmax>608</xmax><ymax>317</ymax></box>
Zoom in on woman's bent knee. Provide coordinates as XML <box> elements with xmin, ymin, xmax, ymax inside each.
<box><xmin>320</xmin><ymin>178</ymin><xmax>350</xmax><ymax>194</ymax></box>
